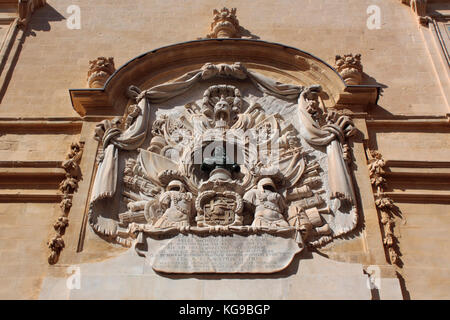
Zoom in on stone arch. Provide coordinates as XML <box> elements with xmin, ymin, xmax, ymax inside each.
<box><xmin>70</xmin><ymin>39</ymin><xmax>377</xmax><ymax>117</ymax></box>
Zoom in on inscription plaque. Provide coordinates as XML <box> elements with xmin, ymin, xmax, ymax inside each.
<box><xmin>141</xmin><ymin>234</ymin><xmax>302</xmax><ymax>274</ymax></box>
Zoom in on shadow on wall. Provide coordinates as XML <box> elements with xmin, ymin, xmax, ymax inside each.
<box><xmin>361</xmin><ymin>72</ymin><xmax>395</xmax><ymax>120</ymax></box>
<box><xmin>0</xmin><ymin>4</ymin><xmax>65</xmax><ymax>103</ymax></box>
<box><xmin>26</xmin><ymin>3</ymin><xmax>66</xmax><ymax>35</ymax></box>
<box><xmin>239</xmin><ymin>25</ymin><xmax>260</xmax><ymax>40</ymax></box>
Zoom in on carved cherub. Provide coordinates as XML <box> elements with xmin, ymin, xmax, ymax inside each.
<box><xmin>244</xmin><ymin>178</ymin><xmax>289</xmax><ymax>228</ymax></box>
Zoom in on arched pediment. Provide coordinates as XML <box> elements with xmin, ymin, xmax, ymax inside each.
<box><xmin>70</xmin><ymin>39</ymin><xmax>378</xmax><ymax>117</ymax></box>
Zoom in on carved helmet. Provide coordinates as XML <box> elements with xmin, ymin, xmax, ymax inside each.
<box><xmin>257</xmin><ymin>178</ymin><xmax>277</xmax><ymax>192</ymax></box>
<box><xmin>167</xmin><ymin>180</ymin><xmax>185</xmax><ymax>192</ymax></box>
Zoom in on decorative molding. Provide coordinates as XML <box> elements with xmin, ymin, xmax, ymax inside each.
<box><xmin>47</xmin><ymin>142</ymin><xmax>84</xmax><ymax>265</ymax></box>
<box><xmin>0</xmin><ymin>120</ymin><xmax>82</xmax><ymax>133</ymax></box>
<box><xmin>87</xmin><ymin>57</ymin><xmax>115</xmax><ymax>88</ymax></box>
<box><xmin>335</xmin><ymin>54</ymin><xmax>363</xmax><ymax>85</ymax></box>
<box><xmin>410</xmin><ymin>0</ymin><xmax>428</xmax><ymax>17</ymax></box>
<box><xmin>69</xmin><ymin>39</ymin><xmax>380</xmax><ymax>117</ymax></box>
<box><xmin>368</xmin><ymin>150</ymin><xmax>403</xmax><ymax>267</ymax></box>
<box><xmin>0</xmin><ymin>1</ymin><xmax>47</xmax><ymax>103</ymax></box>
<box><xmin>400</xmin><ymin>0</ymin><xmax>429</xmax><ymax>26</ymax></box>
<box><xmin>206</xmin><ymin>7</ymin><xmax>241</xmax><ymax>39</ymax></box>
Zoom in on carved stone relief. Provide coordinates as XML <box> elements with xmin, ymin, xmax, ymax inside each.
<box><xmin>88</xmin><ymin>62</ymin><xmax>359</xmax><ymax>273</ymax></box>
<box><xmin>368</xmin><ymin>150</ymin><xmax>403</xmax><ymax>267</ymax></box>
<box><xmin>203</xmin><ymin>7</ymin><xmax>258</xmax><ymax>39</ymax></box>
<box><xmin>48</xmin><ymin>142</ymin><xmax>84</xmax><ymax>265</ymax></box>
<box><xmin>206</xmin><ymin>7</ymin><xmax>241</xmax><ymax>39</ymax></box>
<box><xmin>87</xmin><ymin>57</ymin><xmax>115</xmax><ymax>88</ymax></box>
<box><xmin>334</xmin><ymin>54</ymin><xmax>363</xmax><ymax>85</ymax></box>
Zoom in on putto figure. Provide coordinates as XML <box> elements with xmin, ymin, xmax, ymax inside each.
<box><xmin>244</xmin><ymin>178</ymin><xmax>289</xmax><ymax>228</ymax></box>
<box><xmin>153</xmin><ymin>180</ymin><xmax>193</xmax><ymax>230</ymax></box>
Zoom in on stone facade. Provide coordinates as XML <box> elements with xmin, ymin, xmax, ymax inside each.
<box><xmin>0</xmin><ymin>0</ymin><xmax>449</xmax><ymax>300</ymax></box>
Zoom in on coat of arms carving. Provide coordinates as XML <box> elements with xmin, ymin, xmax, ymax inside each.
<box><xmin>89</xmin><ymin>62</ymin><xmax>358</xmax><ymax>273</ymax></box>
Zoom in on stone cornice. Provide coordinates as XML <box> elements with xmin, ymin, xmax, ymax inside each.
<box><xmin>70</xmin><ymin>39</ymin><xmax>379</xmax><ymax>117</ymax></box>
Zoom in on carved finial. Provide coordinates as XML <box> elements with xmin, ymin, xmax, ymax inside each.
<box><xmin>334</xmin><ymin>54</ymin><xmax>363</xmax><ymax>85</ymax></box>
<box><xmin>207</xmin><ymin>7</ymin><xmax>241</xmax><ymax>38</ymax></box>
<box><xmin>87</xmin><ymin>57</ymin><xmax>115</xmax><ymax>88</ymax></box>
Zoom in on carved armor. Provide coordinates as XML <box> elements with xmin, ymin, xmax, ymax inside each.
<box><xmin>244</xmin><ymin>178</ymin><xmax>289</xmax><ymax>228</ymax></box>
<box><xmin>153</xmin><ymin>180</ymin><xmax>193</xmax><ymax>229</ymax></box>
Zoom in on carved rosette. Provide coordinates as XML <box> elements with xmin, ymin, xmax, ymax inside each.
<box><xmin>207</xmin><ymin>7</ymin><xmax>241</xmax><ymax>38</ymax></box>
<box><xmin>47</xmin><ymin>142</ymin><xmax>84</xmax><ymax>265</ymax></box>
<box><xmin>368</xmin><ymin>150</ymin><xmax>402</xmax><ymax>266</ymax></box>
<box><xmin>87</xmin><ymin>57</ymin><xmax>115</xmax><ymax>88</ymax></box>
<box><xmin>335</xmin><ymin>54</ymin><xmax>363</xmax><ymax>85</ymax></box>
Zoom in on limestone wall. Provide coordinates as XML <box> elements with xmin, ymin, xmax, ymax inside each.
<box><xmin>0</xmin><ymin>0</ymin><xmax>448</xmax><ymax>300</ymax></box>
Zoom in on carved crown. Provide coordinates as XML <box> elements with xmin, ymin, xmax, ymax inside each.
<box><xmin>87</xmin><ymin>57</ymin><xmax>115</xmax><ymax>88</ymax></box>
<box><xmin>207</xmin><ymin>7</ymin><xmax>241</xmax><ymax>38</ymax></box>
<box><xmin>334</xmin><ymin>54</ymin><xmax>363</xmax><ymax>85</ymax></box>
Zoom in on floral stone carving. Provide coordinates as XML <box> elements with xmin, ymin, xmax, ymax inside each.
<box><xmin>207</xmin><ymin>7</ymin><xmax>241</xmax><ymax>38</ymax></box>
<box><xmin>88</xmin><ymin>62</ymin><xmax>359</xmax><ymax>273</ymax></box>
<box><xmin>335</xmin><ymin>54</ymin><xmax>363</xmax><ymax>85</ymax></box>
<box><xmin>368</xmin><ymin>150</ymin><xmax>402</xmax><ymax>266</ymax></box>
<box><xmin>48</xmin><ymin>142</ymin><xmax>84</xmax><ymax>265</ymax></box>
<box><xmin>87</xmin><ymin>57</ymin><xmax>115</xmax><ymax>88</ymax></box>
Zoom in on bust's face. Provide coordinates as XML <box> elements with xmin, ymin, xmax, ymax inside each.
<box><xmin>214</xmin><ymin>99</ymin><xmax>231</xmax><ymax>122</ymax></box>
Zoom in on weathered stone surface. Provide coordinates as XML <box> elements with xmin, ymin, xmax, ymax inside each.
<box><xmin>0</xmin><ymin>0</ymin><xmax>448</xmax><ymax>301</ymax></box>
<box><xmin>38</xmin><ymin>251</ymin><xmax>378</xmax><ymax>300</ymax></box>
<box><xmin>142</xmin><ymin>234</ymin><xmax>302</xmax><ymax>274</ymax></box>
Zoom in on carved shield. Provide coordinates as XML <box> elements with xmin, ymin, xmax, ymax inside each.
<box><xmin>195</xmin><ymin>190</ymin><xmax>243</xmax><ymax>227</ymax></box>
<box><xmin>204</xmin><ymin>196</ymin><xmax>236</xmax><ymax>226</ymax></box>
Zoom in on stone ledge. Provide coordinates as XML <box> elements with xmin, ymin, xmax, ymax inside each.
<box><xmin>384</xmin><ymin>191</ymin><xmax>450</xmax><ymax>203</ymax></box>
<box><xmin>0</xmin><ymin>121</ymin><xmax>82</xmax><ymax>134</ymax></box>
<box><xmin>0</xmin><ymin>190</ymin><xmax>62</xmax><ymax>203</ymax></box>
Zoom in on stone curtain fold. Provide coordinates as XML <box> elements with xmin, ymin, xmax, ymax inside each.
<box><xmin>297</xmin><ymin>94</ymin><xmax>356</xmax><ymax>205</ymax></box>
